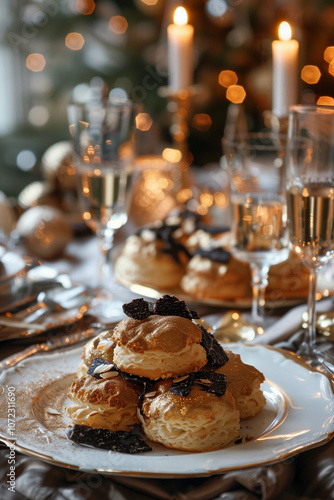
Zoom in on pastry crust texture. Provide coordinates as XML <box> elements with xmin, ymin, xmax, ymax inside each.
<box><xmin>140</xmin><ymin>379</ymin><xmax>240</xmax><ymax>452</ymax></box>
<box><xmin>112</xmin><ymin>315</ymin><xmax>207</xmax><ymax>380</ymax></box>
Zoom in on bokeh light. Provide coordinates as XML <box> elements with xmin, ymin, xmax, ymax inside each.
<box><xmin>28</xmin><ymin>106</ymin><xmax>49</xmax><ymax>126</ymax></box>
<box><xmin>65</xmin><ymin>32</ymin><xmax>85</xmax><ymax>51</ymax></box>
<box><xmin>16</xmin><ymin>150</ymin><xmax>36</xmax><ymax>171</ymax></box>
<box><xmin>301</xmin><ymin>65</ymin><xmax>321</xmax><ymax>84</ymax></box>
<box><xmin>226</xmin><ymin>85</ymin><xmax>246</xmax><ymax>103</ymax></box>
<box><xmin>109</xmin><ymin>16</ymin><xmax>128</xmax><ymax>34</ymax></box>
<box><xmin>26</xmin><ymin>53</ymin><xmax>46</xmax><ymax>72</ymax></box>
<box><xmin>135</xmin><ymin>113</ymin><xmax>153</xmax><ymax>131</ymax></box>
<box><xmin>328</xmin><ymin>60</ymin><xmax>334</xmax><ymax>77</ymax></box>
<box><xmin>76</xmin><ymin>0</ymin><xmax>95</xmax><ymax>15</ymax></box>
<box><xmin>317</xmin><ymin>96</ymin><xmax>334</xmax><ymax>105</ymax></box>
<box><xmin>192</xmin><ymin>113</ymin><xmax>212</xmax><ymax>131</ymax></box>
<box><xmin>218</xmin><ymin>70</ymin><xmax>238</xmax><ymax>88</ymax></box>
<box><xmin>324</xmin><ymin>46</ymin><xmax>334</xmax><ymax>63</ymax></box>
<box><xmin>162</xmin><ymin>148</ymin><xmax>182</xmax><ymax>163</ymax></box>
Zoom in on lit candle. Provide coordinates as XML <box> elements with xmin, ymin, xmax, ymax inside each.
<box><xmin>167</xmin><ymin>6</ymin><xmax>194</xmax><ymax>91</ymax></box>
<box><xmin>272</xmin><ymin>21</ymin><xmax>299</xmax><ymax>117</ymax></box>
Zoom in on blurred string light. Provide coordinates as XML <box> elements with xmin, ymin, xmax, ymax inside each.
<box><xmin>301</xmin><ymin>65</ymin><xmax>321</xmax><ymax>84</ymax></box>
<box><xmin>28</xmin><ymin>106</ymin><xmax>49</xmax><ymax>126</ymax></box>
<box><xmin>26</xmin><ymin>53</ymin><xmax>46</xmax><ymax>72</ymax></box>
<box><xmin>135</xmin><ymin>113</ymin><xmax>153</xmax><ymax>131</ymax></box>
<box><xmin>162</xmin><ymin>148</ymin><xmax>182</xmax><ymax>163</ymax></box>
<box><xmin>324</xmin><ymin>46</ymin><xmax>334</xmax><ymax>63</ymax></box>
<box><xmin>226</xmin><ymin>84</ymin><xmax>246</xmax><ymax>103</ymax></box>
<box><xmin>139</xmin><ymin>0</ymin><xmax>159</xmax><ymax>5</ymax></box>
<box><xmin>192</xmin><ymin>114</ymin><xmax>212</xmax><ymax>131</ymax></box>
<box><xmin>65</xmin><ymin>32</ymin><xmax>85</xmax><ymax>51</ymax></box>
<box><xmin>219</xmin><ymin>70</ymin><xmax>238</xmax><ymax>88</ymax></box>
<box><xmin>109</xmin><ymin>16</ymin><xmax>128</xmax><ymax>34</ymax></box>
<box><xmin>317</xmin><ymin>96</ymin><xmax>334</xmax><ymax>105</ymax></box>
<box><xmin>16</xmin><ymin>150</ymin><xmax>36</xmax><ymax>171</ymax></box>
<box><xmin>75</xmin><ymin>0</ymin><xmax>95</xmax><ymax>15</ymax></box>
<box><xmin>329</xmin><ymin>60</ymin><xmax>334</xmax><ymax>77</ymax></box>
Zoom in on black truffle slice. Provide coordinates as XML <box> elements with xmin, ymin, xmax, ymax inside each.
<box><xmin>194</xmin><ymin>247</ymin><xmax>231</xmax><ymax>263</ymax></box>
<box><xmin>113</xmin><ymin>364</ymin><xmax>153</xmax><ymax>386</ymax></box>
<box><xmin>122</xmin><ymin>298</ymin><xmax>153</xmax><ymax>320</ymax></box>
<box><xmin>200</xmin><ymin>326</ymin><xmax>229</xmax><ymax>366</ymax></box>
<box><xmin>170</xmin><ymin>373</ymin><xmax>196</xmax><ymax>397</ymax></box>
<box><xmin>169</xmin><ymin>371</ymin><xmax>227</xmax><ymax>398</ymax></box>
<box><xmin>122</xmin><ymin>295</ymin><xmax>200</xmax><ymax>321</ymax></box>
<box><xmin>67</xmin><ymin>425</ymin><xmax>152</xmax><ymax>453</ymax></box>
<box><xmin>153</xmin><ymin>295</ymin><xmax>199</xmax><ymax>320</ymax></box>
<box><xmin>194</xmin><ymin>371</ymin><xmax>227</xmax><ymax>397</ymax></box>
<box><xmin>87</xmin><ymin>358</ymin><xmax>114</xmax><ymax>379</ymax></box>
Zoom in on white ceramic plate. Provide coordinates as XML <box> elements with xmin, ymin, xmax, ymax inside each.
<box><xmin>0</xmin><ymin>344</ymin><xmax>333</xmax><ymax>478</ymax></box>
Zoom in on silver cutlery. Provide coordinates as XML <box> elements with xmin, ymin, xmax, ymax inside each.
<box><xmin>0</xmin><ymin>323</ymin><xmax>105</xmax><ymax>372</ymax></box>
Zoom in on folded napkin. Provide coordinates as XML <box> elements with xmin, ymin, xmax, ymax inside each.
<box><xmin>254</xmin><ymin>296</ymin><xmax>334</xmax><ymax>345</ymax></box>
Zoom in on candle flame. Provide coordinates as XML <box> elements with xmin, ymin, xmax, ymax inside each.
<box><xmin>278</xmin><ymin>21</ymin><xmax>292</xmax><ymax>41</ymax></box>
<box><xmin>174</xmin><ymin>6</ymin><xmax>188</xmax><ymax>26</ymax></box>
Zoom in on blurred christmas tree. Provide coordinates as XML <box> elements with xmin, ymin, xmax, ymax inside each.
<box><xmin>1</xmin><ymin>0</ymin><xmax>334</xmax><ymax>198</ymax></box>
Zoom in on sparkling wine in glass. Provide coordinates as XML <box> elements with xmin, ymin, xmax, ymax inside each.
<box><xmin>223</xmin><ymin>133</ymin><xmax>290</xmax><ymax>325</ymax></box>
<box><xmin>68</xmin><ymin>98</ymin><xmax>137</xmax><ymax>319</ymax></box>
<box><xmin>286</xmin><ymin>104</ymin><xmax>334</xmax><ymax>368</ymax></box>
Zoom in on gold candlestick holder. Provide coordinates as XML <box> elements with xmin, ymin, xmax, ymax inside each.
<box><xmin>158</xmin><ymin>85</ymin><xmax>202</xmax><ymax>166</ymax></box>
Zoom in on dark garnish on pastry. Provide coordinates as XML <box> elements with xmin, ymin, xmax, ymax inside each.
<box><xmin>67</xmin><ymin>425</ymin><xmax>152</xmax><ymax>453</ymax></box>
<box><xmin>170</xmin><ymin>371</ymin><xmax>227</xmax><ymax>397</ymax></box>
<box><xmin>194</xmin><ymin>247</ymin><xmax>231</xmax><ymax>263</ymax></box>
<box><xmin>87</xmin><ymin>357</ymin><xmax>153</xmax><ymax>386</ymax></box>
<box><xmin>200</xmin><ymin>326</ymin><xmax>229</xmax><ymax>366</ymax></box>
<box><xmin>122</xmin><ymin>295</ymin><xmax>199</xmax><ymax>321</ymax></box>
<box><xmin>153</xmin><ymin>295</ymin><xmax>199</xmax><ymax>320</ymax></box>
<box><xmin>138</xmin><ymin>221</ymin><xmax>191</xmax><ymax>265</ymax></box>
<box><xmin>87</xmin><ymin>358</ymin><xmax>113</xmax><ymax>379</ymax></box>
<box><xmin>122</xmin><ymin>297</ymin><xmax>153</xmax><ymax>320</ymax></box>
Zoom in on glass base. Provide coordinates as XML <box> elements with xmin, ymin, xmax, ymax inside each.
<box><xmin>89</xmin><ymin>289</ymin><xmax>125</xmax><ymax>322</ymax></box>
<box><xmin>296</xmin><ymin>342</ymin><xmax>327</xmax><ymax>373</ymax></box>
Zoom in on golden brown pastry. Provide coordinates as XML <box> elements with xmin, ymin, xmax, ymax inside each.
<box><xmin>180</xmin><ymin>252</ymin><xmax>251</xmax><ymax>300</ymax></box>
<box><xmin>115</xmin><ymin>226</ymin><xmax>189</xmax><ymax>289</ymax></box>
<box><xmin>139</xmin><ymin>379</ymin><xmax>240</xmax><ymax>452</ymax></box>
<box><xmin>77</xmin><ymin>330</ymin><xmax>115</xmax><ymax>378</ymax></box>
<box><xmin>111</xmin><ymin>315</ymin><xmax>208</xmax><ymax>380</ymax></box>
<box><xmin>215</xmin><ymin>351</ymin><xmax>265</xmax><ymax>419</ymax></box>
<box><xmin>65</xmin><ymin>374</ymin><xmax>141</xmax><ymax>432</ymax></box>
<box><xmin>266</xmin><ymin>251</ymin><xmax>309</xmax><ymax>300</ymax></box>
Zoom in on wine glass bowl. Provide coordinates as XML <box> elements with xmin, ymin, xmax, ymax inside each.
<box><xmin>68</xmin><ymin>98</ymin><xmax>137</xmax><ymax>319</ymax></box>
<box><xmin>223</xmin><ymin>133</ymin><xmax>290</xmax><ymax>325</ymax></box>
<box><xmin>286</xmin><ymin>104</ymin><xmax>334</xmax><ymax>368</ymax></box>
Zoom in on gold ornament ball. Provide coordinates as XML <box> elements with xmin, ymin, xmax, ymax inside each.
<box><xmin>16</xmin><ymin>205</ymin><xmax>73</xmax><ymax>260</ymax></box>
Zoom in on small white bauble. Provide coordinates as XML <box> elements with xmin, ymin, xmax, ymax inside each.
<box><xmin>16</xmin><ymin>205</ymin><xmax>72</xmax><ymax>260</ymax></box>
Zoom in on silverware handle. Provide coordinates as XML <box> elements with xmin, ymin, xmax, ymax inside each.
<box><xmin>0</xmin><ymin>345</ymin><xmax>44</xmax><ymax>370</ymax></box>
<box><xmin>0</xmin><ymin>325</ymin><xmax>102</xmax><ymax>373</ymax></box>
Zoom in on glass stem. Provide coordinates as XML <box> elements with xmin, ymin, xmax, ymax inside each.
<box><xmin>250</xmin><ymin>263</ymin><xmax>269</xmax><ymax>324</ymax></box>
<box><xmin>96</xmin><ymin>227</ymin><xmax>114</xmax><ymax>291</ymax></box>
<box><xmin>305</xmin><ymin>267</ymin><xmax>318</xmax><ymax>352</ymax></box>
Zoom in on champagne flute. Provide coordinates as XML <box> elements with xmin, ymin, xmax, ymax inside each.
<box><xmin>223</xmin><ymin>133</ymin><xmax>290</xmax><ymax>326</ymax></box>
<box><xmin>67</xmin><ymin>98</ymin><xmax>137</xmax><ymax>319</ymax></box>
<box><xmin>286</xmin><ymin>105</ymin><xmax>334</xmax><ymax>368</ymax></box>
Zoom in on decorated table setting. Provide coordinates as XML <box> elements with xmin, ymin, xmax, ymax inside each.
<box><xmin>1</xmin><ymin>3</ymin><xmax>334</xmax><ymax>500</ymax></box>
